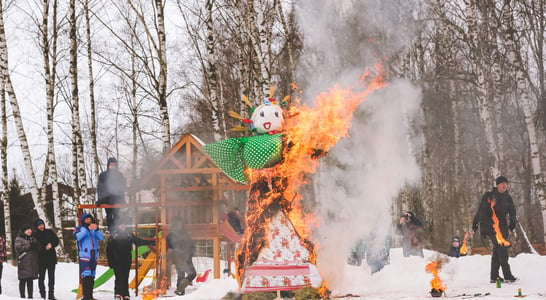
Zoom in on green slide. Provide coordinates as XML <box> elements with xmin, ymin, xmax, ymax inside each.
<box><xmin>72</xmin><ymin>246</ymin><xmax>151</xmax><ymax>293</ymax></box>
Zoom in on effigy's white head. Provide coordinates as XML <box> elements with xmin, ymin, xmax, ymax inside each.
<box><xmin>250</xmin><ymin>99</ymin><xmax>284</xmax><ymax>134</ymax></box>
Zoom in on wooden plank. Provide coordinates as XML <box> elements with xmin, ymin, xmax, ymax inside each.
<box><xmin>185</xmin><ymin>224</ymin><xmax>219</xmax><ymax>239</ymax></box>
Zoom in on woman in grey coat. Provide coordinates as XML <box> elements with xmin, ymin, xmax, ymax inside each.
<box><xmin>15</xmin><ymin>224</ymin><xmax>40</xmax><ymax>298</ymax></box>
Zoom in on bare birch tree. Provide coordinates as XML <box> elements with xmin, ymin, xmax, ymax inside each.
<box><xmin>0</xmin><ymin>67</ymin><xmax>11</xmax><ymax>261</ymax></box>
<box><xmin>84</xmin><ymin>0</ymin><xmax>100</xmax><ymax>178</ymax></box>
<box><xmin>465</xmin><ymin>0</ymin><xmax>500</xmax><ymax>179</ymax></box>
<box><xmin>126</xmin><ymin>0</ymin><xmax>171</xmax><ymax>152</ymax></box>
<box><xmin>69</xmin><ymin>0</ymin><xmax>88</xmax><ymax>204</ymax></box>
<box><xmin>40</xmin><ymin>0</ymin><xmax>65</xmax><ymax>255</ymax></box>
<box><xmin>0</xmin><ymin>0</ymin><xmax>49</xmax><ymax>226</ymax></box>
<box><xmin>500</xmin><ymin>0</ymin><xmax>546</xmax><ymax>243</ymax></box>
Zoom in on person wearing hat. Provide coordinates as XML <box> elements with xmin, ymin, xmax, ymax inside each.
<box><xmin>74</xmin><ymin>213</ymin><xmax>104</xmax><ymax>300</ymax></box>
<box><xmin>448</xmin><ymin>236</ymin><xmax>463</xmax><ymax>258</ymax></box>
<box><xmin>97</xmin><ymin>157</ymin><xmax>127</xmax><ymax>231</ymax></box>
<box><xmin>397</xmin><ymin>211</ymin><xmax>424</xmax><ymax>258</ymax></box>
<box><xmin>34</xmin><ymin>219</ymin><xmax>59</xmax><ymax>300</ymax></box>
<box><xmin>15</xmin><ymin>224</ymin><xmax>39</xmax><ymax>298</ymax></box>
<box><xmin>472</xmin><ymin>175</ymin><xmax>518</xmax><ymax>283</ymax></box>
<box><xmin>106</xmin><ymin>218</ymin><xmax>155</xmax><ymax>300</ymax></box>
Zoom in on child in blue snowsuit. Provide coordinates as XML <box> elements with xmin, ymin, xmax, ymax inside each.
<box><xmin>74</xmin><ymin>213</ymin><xmax>104</xmax><ymax>300</ymax></box>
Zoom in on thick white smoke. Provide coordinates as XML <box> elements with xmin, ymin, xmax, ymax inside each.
<box><xmin>313</xmin><ymin>80</ymin><xmax>422</xmax><ymax>290</ymax></box>
<box><xmin>295</xmin><ymin>0</ymin><xmax>423</xmax><ymax>292</ymax></box>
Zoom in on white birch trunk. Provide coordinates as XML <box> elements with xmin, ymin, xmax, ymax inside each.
<box><xmin>69</xmin><ymin>0</ymin><xmax>88</xmax><ymax>205</ymax></box>
<box><xmin>0</xmin><ymin>69</ymin><xmax>11</xmax><ymax>261</ymax></box>
<box><xmin>246</xmin><ymin>0</ymin><xmax>270</xmax><ymax>100</ymax></box>
<box><xmin>154</xmin><ymin>0</ymin><xmax>171</xmax><ymax>152</ymax></box>
<box><xmin>84</xmin><ymin>0</ymin><xmax>100</xmax><ymax>178</ymax></box>
<box><xmin>0</xmin><ymin>1</ymin><xmax>49</xmax><ymax>226</ymax></box>
<box><xmin>41</xmin><ymin>0</ymin><xmax>65</xmax><ymax>257</ymax></box>
<box><xmin>501</xmin><ymin>0</ymin><xmax>546</xmax><ymax>243</ymax></box>
<box><xmin>206</xmin><ymin>0</ymin><xmax>223</xmax><ymax>141</ymax></box>
<box><xmin>465</xmin><ymin>0</ymin><xmax>500</xmax><ymax>178</ymax></box>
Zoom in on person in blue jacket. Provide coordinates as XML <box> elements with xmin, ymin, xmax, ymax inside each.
<box><xmin>74</xmin><ymin>213</ymin><xmax>104</xmax><ymax>300</ymax></box>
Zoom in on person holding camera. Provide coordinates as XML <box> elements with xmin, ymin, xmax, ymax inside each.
<box><xmin>74</xmin><ymin>213</ymin><xmax>105</xmax><ymax>300</ymax></box>
<box><xmin>15</xmin><ymin>224</ymin><xmax>40</xmax><ymax>298</ymax></box>
<box><xmin>397</xmin><ymin>211</ymin><xmax>424</xmax><ymax>258</ymax></box>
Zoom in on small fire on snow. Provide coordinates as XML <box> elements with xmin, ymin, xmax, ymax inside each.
<box><xmin>141</xmin><ymin>276</ymin><xmax>167</xmax><ymax>300</ymax></box>
<box><xmin>425</xmin><ymin>258</ymin><xmax>446</xmax><ymax>297</ymax></box>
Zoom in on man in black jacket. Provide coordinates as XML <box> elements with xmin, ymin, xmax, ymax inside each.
<box><xmin>97</xmin><ymin>157</ymin><xmax>126</xmax><ymax>231</ymax></box>
<box><xmin>107</xmin><ymin>219</ymin><xmax>155</xmax><ymax>300</ymax></box>
<box><xmin>34</xmin><ymin>219</ymin><xmax>59</xmax><ymax>300</ymax></box>
<box><xmin>472</xmin><ymin>176</ymin><xmax>518</xmax><ymax>283</ymax></box>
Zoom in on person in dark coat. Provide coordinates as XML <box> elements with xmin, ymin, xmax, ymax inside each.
<box><xmin>472</xmin><ymin>175</ymin><xmax>517</xmax><ymax>283</ymax></box>
<box><xmin>34</xmin><ymin>219</ymin><xmax>59</xmax><ymax>300</ymax></box>
<box><xmin>167</xmin><ymin>218</ymin><xmax>196</xmax><ymax>296</ymax></box>
<box><xmin>97</xmin><ymin>157</ymin><xmax>126</xmax><ymax>231</ymax></box>
<box><xmin>0</xmin><ymin>234</ymin><xmax>6</xmax><ymax>294</ymax></box>
<box><xmin>397</xmin><ymin>211</ymin><xmax>424</xmax><ymax>258</ymax></box>
<box><xmin>448</xmin><ymin>236</ymin><xmax>462</xmax><ymax>258</ymax></box>
<box><xmin>74</xmin><ymin>213</ymin><xmax>104</xmax><ymax>300</ymax></box>
<box><xmin>15</xmin><ymin>224</ymin><xmax>40</xmax><ymax>298</ymax></box>
<box><xmin>107</xmin><ymin>219</ymin><xmax>155</xmax><ymax>300</ymax></box>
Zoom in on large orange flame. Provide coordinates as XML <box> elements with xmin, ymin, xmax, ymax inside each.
<box><xmin>488</xmin><ymin>199</ymin><xmax>511</xmax><ymax>247</ymax></box>
<box><xmin>425</xmin><ymin>260</ymin><xmax>446</xmax><ymax>292</ymax></box>
<box><xmin>235</xmin><ymin>66</ymin><xmax>387</xmax><ymax>286</ymax></box>
<box><xmin>460</xmin><ymin>232</ymin><xmax>469</xmax><ymax>255</ymax></box>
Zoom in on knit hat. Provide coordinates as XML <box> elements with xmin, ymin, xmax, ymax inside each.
<box><xmin>107</xmin><ymin>157</ymin><xmax>118</xmax><ymax>165</ymax></box>
<box><xmin>21</xmin><ymin>224</ymin><xmax>33</xmax><ymax>232</ymax></box>
<box><xmin>35</xmin><ymin>219</ymin><xmax>45</xmax><ymax>228</ymax></box>
<box><xmin>452</xmin><ymin>236</ymin><xmax>460</xmax><ymax>243</ymax></box>
<box><xmin>496</xmin><ymin>176</ymin><xmax>508</xmax><ymax>185</ymax></box>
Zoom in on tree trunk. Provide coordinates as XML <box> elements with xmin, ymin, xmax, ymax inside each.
<box><xmin>206</xmin><ymin>0</ymin><xmax>224</xmax><ymax>141</ymax></box>
<box><xmin>69</xmin><ymin>0</ymin><xmax>88</xmax><ymax>205</ymax></box>
<box><xmin>0</xmin><ymin>66</ymin><xmax>11</xmax><ymax>261</ymax></box>
<box><xmin>41</xmin><ymin>0</ymin><xmax>65</xmax><ymax>258</ymax></box>
<box><xmin>465</xmin><ymin>0</ymin><xmax>500</xmax><ymax>178</ymax></box>
<box><xmin>84</xmin><ymin>0</ymin><xmax>100</xmax><ymax>178</ymax></box>
<box><xmin>154</xmin><ymin>0</ymin><xmax>171</xmax><ymax>152</ymax></box>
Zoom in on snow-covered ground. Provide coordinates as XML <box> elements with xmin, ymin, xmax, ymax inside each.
<box><xmin>0</xmin><ymin>248</ymin><xmax>544</xmax><ymax>299</ymax></box>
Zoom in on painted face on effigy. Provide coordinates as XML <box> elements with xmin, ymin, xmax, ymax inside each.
<box><xmin>251</xmin><ymin>100</ymin><xmax>284</xmax><ymax>134</ymax></box>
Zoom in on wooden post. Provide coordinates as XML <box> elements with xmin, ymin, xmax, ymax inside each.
<box><xmin>159</xmin><ymin>174</ymin><xmax>168</xmax><ymax>289</ymax></box>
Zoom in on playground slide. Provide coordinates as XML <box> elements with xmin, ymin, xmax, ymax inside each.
<box><xmin>72</xmin><ymin>245</ymin><xmax>152</xmax><ymax>293</ymax></box>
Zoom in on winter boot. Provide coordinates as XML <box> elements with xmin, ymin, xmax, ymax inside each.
<box><xmin>82</xmin><ymin>276</ymin><xmax>95</xmax><ymax>300</ymax></box>
<box><xmin>48</xmin><ymin>291</ymin><xmax>57</xmax><ymax>300</ymax></box>
<box><xmin>175</xmin><ymin>278</ymin><xmax>189</xmax><ymax>295</ymax></box>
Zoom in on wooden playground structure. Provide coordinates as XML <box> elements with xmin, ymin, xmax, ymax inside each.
<box><xmin>76</xmin><ymin>134</ymin><xmax>248</xmax><ymax>296</ymax></box>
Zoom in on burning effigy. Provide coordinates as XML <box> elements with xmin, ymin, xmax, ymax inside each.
<box><xmin>204</xmin><ymin>68</ymin><xmax>386</xmax><ymax>293</ymax></box>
